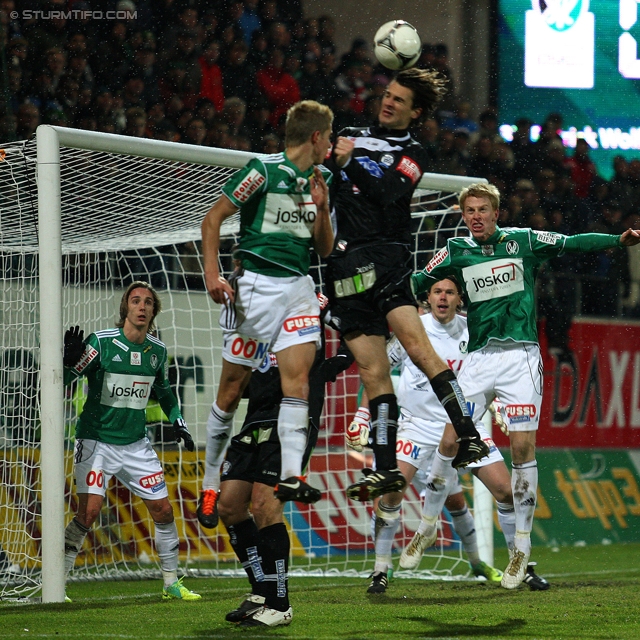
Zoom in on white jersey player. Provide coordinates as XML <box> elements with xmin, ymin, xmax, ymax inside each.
<box><xmin>349</xmin><ymin>278</ymin><xmax>518</xmax><ymax>594</ymax></box>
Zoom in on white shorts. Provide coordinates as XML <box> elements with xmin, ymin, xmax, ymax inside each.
<box><xmin>74</xmin><ymin>438</ymin><xmax>168</xmax><ymax>500</ymax></box>
<box><xmin>396</xmin><ymin>411</ymin><xmax>503</xmax><ymax>487</ymax></box>
<box><xmin>220</xmin><ymin>270</ymin><xmax>322</xmax><ymax>367</ymax></box>
<box><xmin>458</xmin><ymin>341</ymin><xmax>543</xmax><ymax>432</ymax></box>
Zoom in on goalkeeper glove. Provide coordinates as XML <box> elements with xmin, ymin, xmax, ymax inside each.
<box><xmin>63</xmin><ymin>325</ymin><xmax>85</xmax><ymax>368</ymax></box>
<box><xmin>174</xmin><ymin>418</ymin><xmax>195</xmax><ymax>451</ymax></box>
<box><xmin>346</xmin><ymin>407</ymin><xmax>371</xmax><ymax>452</ymax></box>
<box><xmin>489</xmin><ymin>400</ymin><xmax>509</xmax><ymax>436</ymax></box>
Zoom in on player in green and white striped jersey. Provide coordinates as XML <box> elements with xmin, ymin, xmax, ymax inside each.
<box><xmin>412</xmin><ymin>182</ymin><xmax>640</xmax><ymax>589</ymax></box>
<box><xmin>62</xmin><ymin>281</ymin><xmax>199</xmax><ymax>601</ymax></box>
<box><xmin>199</xmin><ymin>100</ymin><xmax>335</xmax><ymax>522</ymax></box>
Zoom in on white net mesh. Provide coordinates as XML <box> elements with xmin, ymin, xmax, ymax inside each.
<box><xmin>0</xmin><ymin>132</ymin><xmax>483</xmax><ymax>600</ymax></box>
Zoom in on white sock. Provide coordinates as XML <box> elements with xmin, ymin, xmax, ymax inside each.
<box><xmin>374</xmin><ymin>500</ymin><xmax>401</xmax><ymax>574</ymax></box>
<box><xmin>496</xmin><ymin>501</ymin><xmax>516</xmax><ymax>551</ymax></box>
<box><xmin>450</xmin><ymin>505</ymin><xmax>480</xmax><ymax>565</ymax></box>
<box><xmin>64</xmin><ymin>518</ymin><xmax>90</xmax><ymax>576</ymax></box>
<box><xmin>278</xmin><ymin>397</ymin><xmax>308</xmax><ymax>479</ymax></box>
<box><xmin>155</xmin><ymin>521</ymin><xmax>179</xmax><ymax>587</ymax></box>
<box><xmin>419</xmin><ymin>450</ymin><xmax>456</xmax><ymax>533</ymax></box>
<box><xmin>512</xmin><ymin>460</ymin><xmax>537</xmax><ymax>535</ymax></box>
<box><xmin>203</xmin><ymin>402</ymin><xmax>234</xmax><ymax>491</ymax></box>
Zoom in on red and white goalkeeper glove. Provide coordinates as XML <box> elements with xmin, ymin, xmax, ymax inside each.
<box><xmin>346</xmin><ymin>407</ymin><xmax>371</xmax><ymax>452</ymax></box>
<box><xmin>489</xmin><ymin>399</ymin><xmax>509</xmax><ymax>436</ymax></box>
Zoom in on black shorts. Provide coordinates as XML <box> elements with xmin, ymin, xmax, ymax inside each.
<box><xmin>325</xmin><ymin>243</ymin><xmax>417</xmax><ymax>338</ymax></box>
<box><xmin>220</xmin><ymin>418</ymin><xmax>318</xmax><ymax>487</ymax></box>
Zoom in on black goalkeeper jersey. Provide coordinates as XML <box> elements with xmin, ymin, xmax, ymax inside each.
<box><xmin>327</xmin><ymin>125</ymin><xmax>429</xmax><ymax>249</ymax></box>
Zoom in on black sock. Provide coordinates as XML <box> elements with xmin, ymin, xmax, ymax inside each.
<box><xmin>257</xmin><ymin>523</ymin><xmax>290</xmax><ymax>611</ymax></box>
<box><xmin>226</xmin><ymin>518</ymin><xmax>266</xmax><ymax>597</ymax></box>
<box><xmin>369</xmin><ymin>394</ymin><xmax>398</xmax><ymax>471</ymax></box>
<box><xmin>430</xmin><ymin>369</ymin><xmax>478</xmax><ymax>439</ymax></box>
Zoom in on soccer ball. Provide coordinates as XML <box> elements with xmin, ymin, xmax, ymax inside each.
<box><xmin>374</xmin><ymin>20</ymin><xmax>421</xmax><ymax>70</ymax></box>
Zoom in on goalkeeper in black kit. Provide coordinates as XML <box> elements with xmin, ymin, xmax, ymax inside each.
<box><xmin>216</xmin><ymin>296</ymin><xmax>353</xmax><ymax>628</ymax></box>
<box><xmin>324</xmin><ymin>67</ymin><xmax>489</xmax><ymax>503</ymax></box>
<box><xmin>61</xmin><ymin>281</ymin><xmax>200</xmax><ymax>602</ymax></box>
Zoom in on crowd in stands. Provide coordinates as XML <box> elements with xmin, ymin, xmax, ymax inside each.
<box><xmin>2</xmin><ymin>0</ymin><xmax>639</xmax><ymax>323</ymax></box>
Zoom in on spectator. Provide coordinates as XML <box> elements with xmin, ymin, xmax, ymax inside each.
<box><xmin>156</xmin><ymin>4</ymin><xmax>202</xmax><ymax>67</ymax></box>
<box><xmin>469</xmin><ymin>109</ymin><xmax>502</xmax><ymax>146</ymax></box>
<box><xmin>255</xmin><ymin>47</ymin><xmax>300</xmax><ymax>127</ymax></box>
<box><xmin>245</xmin><ymin>97</ymin><xmax>274</xmax><ymax>150</ymax></box>
<box><xmin>198</xmin><ymin>39</ymin><xmax>224</xmax><ymax>113</ymax></box>
<box><xmin>609</xmin><ymin>155</ymin><xmax>635</xmax><ymax>215</ymax></box>
<box><xmin>121</xmin><ymin>72</ymin><xmax>148</xmax><ymax>110</ymax></box>
<box><xmin>0</xmin><ymin>112</ymin><xmax>18</xmax><ymax>142</ymax></box>
<box><xmin>182</xmin><ymin>117</ymin><xmax>207</xmax><ymax>145</ymax></box>
<box><xmin>259</xmin><ymin>0</ymin><xmax>280</xmax><ymax>34</ymax></box>
<box><xmin>568</xmin><ymin>138</ymin><xmax>597</xmax><ymax>198</ymax></box>
<box><xmin>44</xmin><ymin>47</ymin><xmax>67</xmax><ymax>94</ymax></box>
<box><xmin>91</xmin><ymin>22</ymin><xmax>131</xmax><ymax>91</ymax></box>
<box><xmin>24</xmin><ymin>5</ymin><xmax>68</xmax><ymax>65</ymax></box>
<box><xmin>415</xmin><ymin>117</ymin><xmax>440</xmax><ymax>169</ymax></box>
<box><xmin>510</xmin><ymin>116</ymin><xmax>538</xmax><ymax>181</ymax></box>
<box><xmin>441</xmin><ymin>99</ymin><xmax>477</xmax><ymax>135</ymax></box>
<box><xmin>247</xmin><ymin>29</ymin><xmax>270</xmax><ymax>69</ymax></box>
<box><xmin>433</xmin><ymin>128</ymin><xmax>465</xmax><ymax>176</ymax></box>
<box><xmin>318</xmin><ymin>15</ymin><xmax>337</xmax><ymax>54</ymax></box>
<box><xmin>124</xmin><ymin>106</ymin><xmax>147</xmax><ymax>137</ymax></box>
<box><xmin>220</xmin><ymin>96</ymin><xmax>250</xmax><ymax>139</ymax></box>
<box><xmin>221</xmin><ymin>40</ymin><xmax>258</xmax><ymax>107</ymax></box>
<box><xmin>158</xmin><ymin>60</ymin><xmax>198</xmax><ymax>112</ymax></box>
<box><xmin>194</xmin><ymin>97</ymin><xmax>217</xmax><ymax>130</ymax></box>
<box><xmin>146</xmin><ymin>100</ymin><xmax>167</xmax><ymax>137</ymax></box>
<box><xmin>242</xmin><ymin>0</ymin><xmax>263</xmax><ymax>41</ymax></box>
<box><xmin>260</xmin><ymin>132</ymin><xmax>282</xmax><ymax>154</ymax></box>
<box><xmin>131</xmin><ymin>42</ymin><xmax>160</xmax><ymax>103</ymax></box>
<box><xmin>16</xmin><ymin>101</ymin><xmax>40</xmax><ymax>138</ymax></box>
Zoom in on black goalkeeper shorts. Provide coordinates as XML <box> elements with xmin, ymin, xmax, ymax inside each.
<box><xmin>220</xmin><ymin>418</ymin><xmax>318</xmax><ymax>487</ymax></box>
<box><xmin>325</xmin><ymin>243</ymin><xmax>417</xmax><ymax>338</ymax></box>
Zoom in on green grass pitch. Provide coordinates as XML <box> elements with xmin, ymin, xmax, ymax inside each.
<box><xmin>2</xmin><ymin>543</ymin><xmax>639</xmax><ymax>640</ymax></box>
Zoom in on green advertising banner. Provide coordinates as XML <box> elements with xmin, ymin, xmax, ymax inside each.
<box><xmin>482</xmin><ymin>449</ymin><xmax>640</xmax><ymax>547</ymax></box>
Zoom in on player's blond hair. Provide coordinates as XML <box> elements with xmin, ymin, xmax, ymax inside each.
<box><xmin>116</xmin><ymin>281</ymin><xmax>162</xmax><ymax>332</ymax></box>
<box><xmin>285</xmin><ymin>100</ymin><xmax>333</xmax><ymax>147</ymax></box>
<box><xmin>459</xmin><ymin>182</ymin><xmax>501</xmax><ymax>211</ymax></box>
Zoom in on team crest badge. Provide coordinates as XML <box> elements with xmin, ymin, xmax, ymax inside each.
<box><xmin>380</xmin><ymin>153</ymin><xmax>394</xmax><ymax>167</ymax></box>
<box><xmin>506</xmin><ymin>240</ymin><xmax>519</xmax><ymax>255</ymax></box>
<box><xmin>459</xmin><ymin>341</ymin><xmax>468</xmax><ymax>354</ymax></box>
<box><xmin>532</xmin><ymin>0</ymin><xmax>588</xmax><ymax>33</ymax></box>
<box><xmin>150</xmin><ymin>354</ymin><xmax>158</xmax><ymax>369</ymax></box>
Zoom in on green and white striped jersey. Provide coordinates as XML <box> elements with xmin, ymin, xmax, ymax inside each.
<box><xmin>412</xmin><ymin>226</ymin><xmax>622</xmax><ymax>352</ymax></box>
<box><xmin>64</xmin><ymin>328</ymin><xmax>182</xmax><ymax>445</ymax></box>
<box><xmin>222</xmin><ymin>152</ymin><xmax>333</xmax><ymax>277</ymax></box>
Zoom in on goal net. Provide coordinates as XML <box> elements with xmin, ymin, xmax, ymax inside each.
<box><xmin>0</xmin><ymin>127</ymin><xmax>490</xmax><ymax>601</ymax></box>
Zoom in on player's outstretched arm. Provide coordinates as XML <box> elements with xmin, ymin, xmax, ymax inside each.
<box><xmin>620</xmin><ymin>228</ymin><xmax>640</xmax><ymax>246</ymax></box>
<box><xmin>201</xmin><ymin>194</ymin><xmax>238</xmax><ymax>304</ymax></box>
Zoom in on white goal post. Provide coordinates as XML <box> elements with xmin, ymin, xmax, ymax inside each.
<box><xmin>0</xmin><ymin>125</ymin><xmax>492</xmax><ymax>603</ymax></box>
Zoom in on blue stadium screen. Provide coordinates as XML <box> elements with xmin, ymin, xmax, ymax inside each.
<box><xmin>498</xmin><ymin>0</ymin><xmax>640</xmax><ymax>178</ymax></box>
